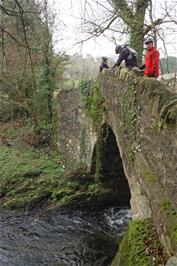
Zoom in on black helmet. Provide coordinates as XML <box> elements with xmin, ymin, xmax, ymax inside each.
<box><xmin>102</xmin><ymin>56</ymin><xmax>108</xmax><ymax>61</ymax></box>
<box><xmin>115</xmin><ymin>44</ymin><xmax>122</xmax><ymax>54</ymax></box>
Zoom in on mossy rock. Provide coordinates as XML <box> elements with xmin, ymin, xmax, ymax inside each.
<box><xmin>111</xmin><ymin>219</ymin><xmax>166</xmax><ymax>266</ymax></box>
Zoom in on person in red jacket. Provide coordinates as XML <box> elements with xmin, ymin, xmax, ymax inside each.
<box><xmin>143</xmin><ymin>37</ymin><xmax>160</xmax><ymax>78</ymax></box>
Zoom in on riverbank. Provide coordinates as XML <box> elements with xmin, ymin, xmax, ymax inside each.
<box><xmin>0</xmin><ymin>120</ymin><xmax>127</xmax><ymax>211</ymax></box>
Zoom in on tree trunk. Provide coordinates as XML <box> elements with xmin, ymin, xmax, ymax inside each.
<box><xmin>129</xmin><ymin>20</ymin><xmax>145</xmax><ymax>64</ymax></box>
<box><xmin>113</xmin><ymin>0</ymin><xmax>149</xmax><ymax>64</ymax></box>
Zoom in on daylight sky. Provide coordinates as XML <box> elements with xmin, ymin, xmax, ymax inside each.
<box><xmin>48</xmin><ymin>0</ymin><xmax>177</xmax><ymax>59</ymax></box>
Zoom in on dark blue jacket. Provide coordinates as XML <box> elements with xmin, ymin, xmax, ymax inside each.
<box><xmin>113</xmin><ymin>47</ymin><xmax>138</xmax><ymax>69</ymax></box>
<box><xmin>99</xmin><ymin>63</ymin><xmax>109</xmax><ymax>72</ymax></box>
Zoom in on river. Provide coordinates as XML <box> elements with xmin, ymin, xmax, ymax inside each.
<box><xmin>0</xmin><ymin>206</ymin><xmax>131</xmax><ymax>266</ymax></box>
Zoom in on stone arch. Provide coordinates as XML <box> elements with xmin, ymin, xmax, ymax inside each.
<box><xmin>91</xmin><ymin>124</ymin><xmax>131</xmax><ymax>206</ymax></box>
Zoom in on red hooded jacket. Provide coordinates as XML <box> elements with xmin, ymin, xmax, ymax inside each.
<box><xmin>144</xmin><ymin>47</ymin><xmax>160</xmax><ymax>77</ymax></box>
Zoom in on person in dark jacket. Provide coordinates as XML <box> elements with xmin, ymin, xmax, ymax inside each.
<box><xmin>99</xmin><ymin>56</ymin><xmax>109</xmax><ymax>72</ymax></box>
<box><xmin>143</xmin><ymin>37</ymin><xmax>160</xmax><ymax>78</ymax></box>
<box><xmin>112</xmin><ymin>44</ymin><xmax>138</xmax><ymax>69</ymax></box>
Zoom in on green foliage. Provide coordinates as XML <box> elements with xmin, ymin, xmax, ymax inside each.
<box><xmin>113</xmin><ymin>219</ymin><xmax>166</xmax><ymax>266</ymax></box>
<box><xmin>35</xmin><ymin>57</ymin><xmax>54</xmax><ymax>140</ymax></box>
<box><xmin>80</xmin><ymin>79</ymin><xmax>106</xmax><ymax>180</ymax></box>
<box><xmin>0</xmin><ymin>0</ymin><xmax>66</xmax><ymax>143</ymax></box>
<box><xmin>80</xmin><ymin>79</ymin><xmax>103</xmax><ymax>130</ymax></box>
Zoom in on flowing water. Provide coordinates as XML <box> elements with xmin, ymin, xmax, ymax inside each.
<box><xmin>0</xmin><ymin>207</ymin><xmax>131</xmax><ymax>266</ymax></box>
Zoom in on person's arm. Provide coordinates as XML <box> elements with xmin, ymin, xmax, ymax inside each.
<box><xmin>99</xmin><ymin>64</ymin><xmax>103</xmax><ymax>72</ymax></box>
<box><xmin>112</xmin><ymin>49</ymin><xmax>127</xmax><ymax>68</ymax></box>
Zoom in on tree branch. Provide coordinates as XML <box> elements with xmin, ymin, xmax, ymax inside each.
<box><xmin>143</xmin><ymin>18</ymin><xmax>163</xmax><ymax>36</ymax></box>
<box><xmin>112</xmin><ymin>0</ymin><xmax>134</xmax><ymax>23</ymax></box>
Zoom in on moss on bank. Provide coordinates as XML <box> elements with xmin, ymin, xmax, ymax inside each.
<box><xmin>0</xmin><ymin>141</ymin><xmax>119</xmax><ymax>210</ymax></box>
<box><xmin>111</xmin><ymin>219</ymin><xmax>166</xmax><ymax>266</ymax></box>
<box><xmin>0</xmin><ymin>144</ymin><xmax>65</xmax><ymax>209</ymax></box>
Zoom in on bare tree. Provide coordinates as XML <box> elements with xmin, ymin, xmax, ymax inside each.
<box><xmin>76</xmin><ymin>0</ymin><xmax>177</xmax><ymax>63</ymax></box>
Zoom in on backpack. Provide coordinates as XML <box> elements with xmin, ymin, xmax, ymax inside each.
<box><xmin>126</xmin><ymin>47</ymin><xmax>138</xmax><ymax>61</ymax></box>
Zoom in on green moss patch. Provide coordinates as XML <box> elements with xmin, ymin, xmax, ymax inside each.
<box><xmin>172</xmin><ymin>224</ymin><xmax>177</xmax><ymax>245</ymax></box>
<box><xmin>0</xmin><ymin>144</ymin><xmax>80</xmax><ymax>209</ymax></box>
<box><xmin>112</xmin><ymin>219</ymin><xmax>166</xmax><ymax>266</ymax></box>
<box><xmin>161</xmin><ymin>200</ymin><xmax>177</xmax><ymax>217</ymax></box>
<box><xmin>80</xmin><ymin>79</ymin><xmax>103</xmax><ymax>130</ymax></box>
<box><xmin>0</xmin><ymin>143</ymin><xmax>118</xmax><ymax>210</ymax></box>
<box><xmin>143</xmin><ymin>169</ymin><xmax>158</xmax><ymax>182</ymax></box>
<box><xmin>0</xmin><ymin>144</ymin><xmax>66</xmax><ymax>209</ymax></box>
<box><xmin>120</xmin><ymin>76</ymin><xmax>141</xmax><ymax>162</ymax></box>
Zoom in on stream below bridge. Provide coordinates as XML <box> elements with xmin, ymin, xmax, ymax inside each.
<box><xmin>0</xmin><ymin>206</ymin><xmax>131</xmax><ymax>266</ymax></box>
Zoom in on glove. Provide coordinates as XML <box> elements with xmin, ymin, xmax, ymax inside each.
<box><xmin>139</xmin><ymin>64</ymin><xmax>145</xmax><ymax>70</ymax></box>
<box><xmin>139</xmin><ymin>70</ymin><xmax>144</xmax><ymax>76</ymax></box>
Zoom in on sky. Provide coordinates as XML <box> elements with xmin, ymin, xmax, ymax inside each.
<box><xmin>49</xmin><ymin>0</ymin><xmax>116</xmax><ymax>58</ymax></box>
<box><xmin>48</xmin><ymin>0</ymin><xmax>177</xmax><ymax>59</ymax></box>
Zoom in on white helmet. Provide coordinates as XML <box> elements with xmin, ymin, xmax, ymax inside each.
<box><xmin>144</xmin><ymin>37</ymin><xmax>153</xmax><ymax>44</ymax></box>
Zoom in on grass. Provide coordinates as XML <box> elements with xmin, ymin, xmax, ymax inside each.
<box><xmin>0</xmin><ymin>134</ymin><xmax>113</xmax><ymax>210</ymax></box>
<box><xmin>0</xmin><ymin>144</ymin><xmax>67</xmax><ymax>209</ymax></box>
<box><xmin>0</xmin><ymin>141</ymin><xmax>100</xmax><ymax>209</ymax></box>
<box><xmin>0</xmin><ymin>119</ymin><xmax>124</xmax><ymax>210</ymax></box>
<box><xmin>0</xmin><ymin>120</ymin><xmax>87</xmax><ymax>209</ymax></box>
<box><xmin>0</xmin><ymin>143</ymin><xmax>123</xmax><ymax>210</ymax></box>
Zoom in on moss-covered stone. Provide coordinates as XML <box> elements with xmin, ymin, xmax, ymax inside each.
<box><xmin>172</xmin><ymin>224</ymin><xmax>177</xmax><ymax>245</ymax></box>
<box><xmin>79</xmin><ymin>79</ymin><xmax>109</xmax><ymax>179</ymax></box>
<box><xmin>143</xmin><ymin>169</ymin><xmax>158</xmax><ymax>182</ymax></box>
<box><xmin>80</xmin><ymin>79</ymin><xmax>103</xmax><ymax>131</ymax></box>
<box><xmin>139</xmin><ymin>77</ymin><xmax>177</xmax><ymax>125</ymax></box>
<box><xmin>120</xmin><ymin>76</ymin><xmax>141</xmax><ymax>162</ymax></box>
<box><xmin>111</xmin><ymin>219</ymin><xmax>166</xmax><ymax>266</ymax></box>
<box><xmin>161</xmin><ymin>200</ymin><xmax>177</xmax><ymax>217</ymax></box>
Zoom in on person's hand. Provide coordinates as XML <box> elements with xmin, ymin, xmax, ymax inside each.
<box><xmin>139</xmin><ymin>69</ymin><xmax>144</xmax><ymax>75</ymax></box>
<box><xmin>139</xmin><ymin>64</ymin><xmax>145</xmax><ymax>70</ymax></box>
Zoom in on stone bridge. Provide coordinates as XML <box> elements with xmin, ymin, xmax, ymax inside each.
<box><xmin>55</xmin><ymin>67</ymin><xmax>177</xmax><ymax>259</ymax></box>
